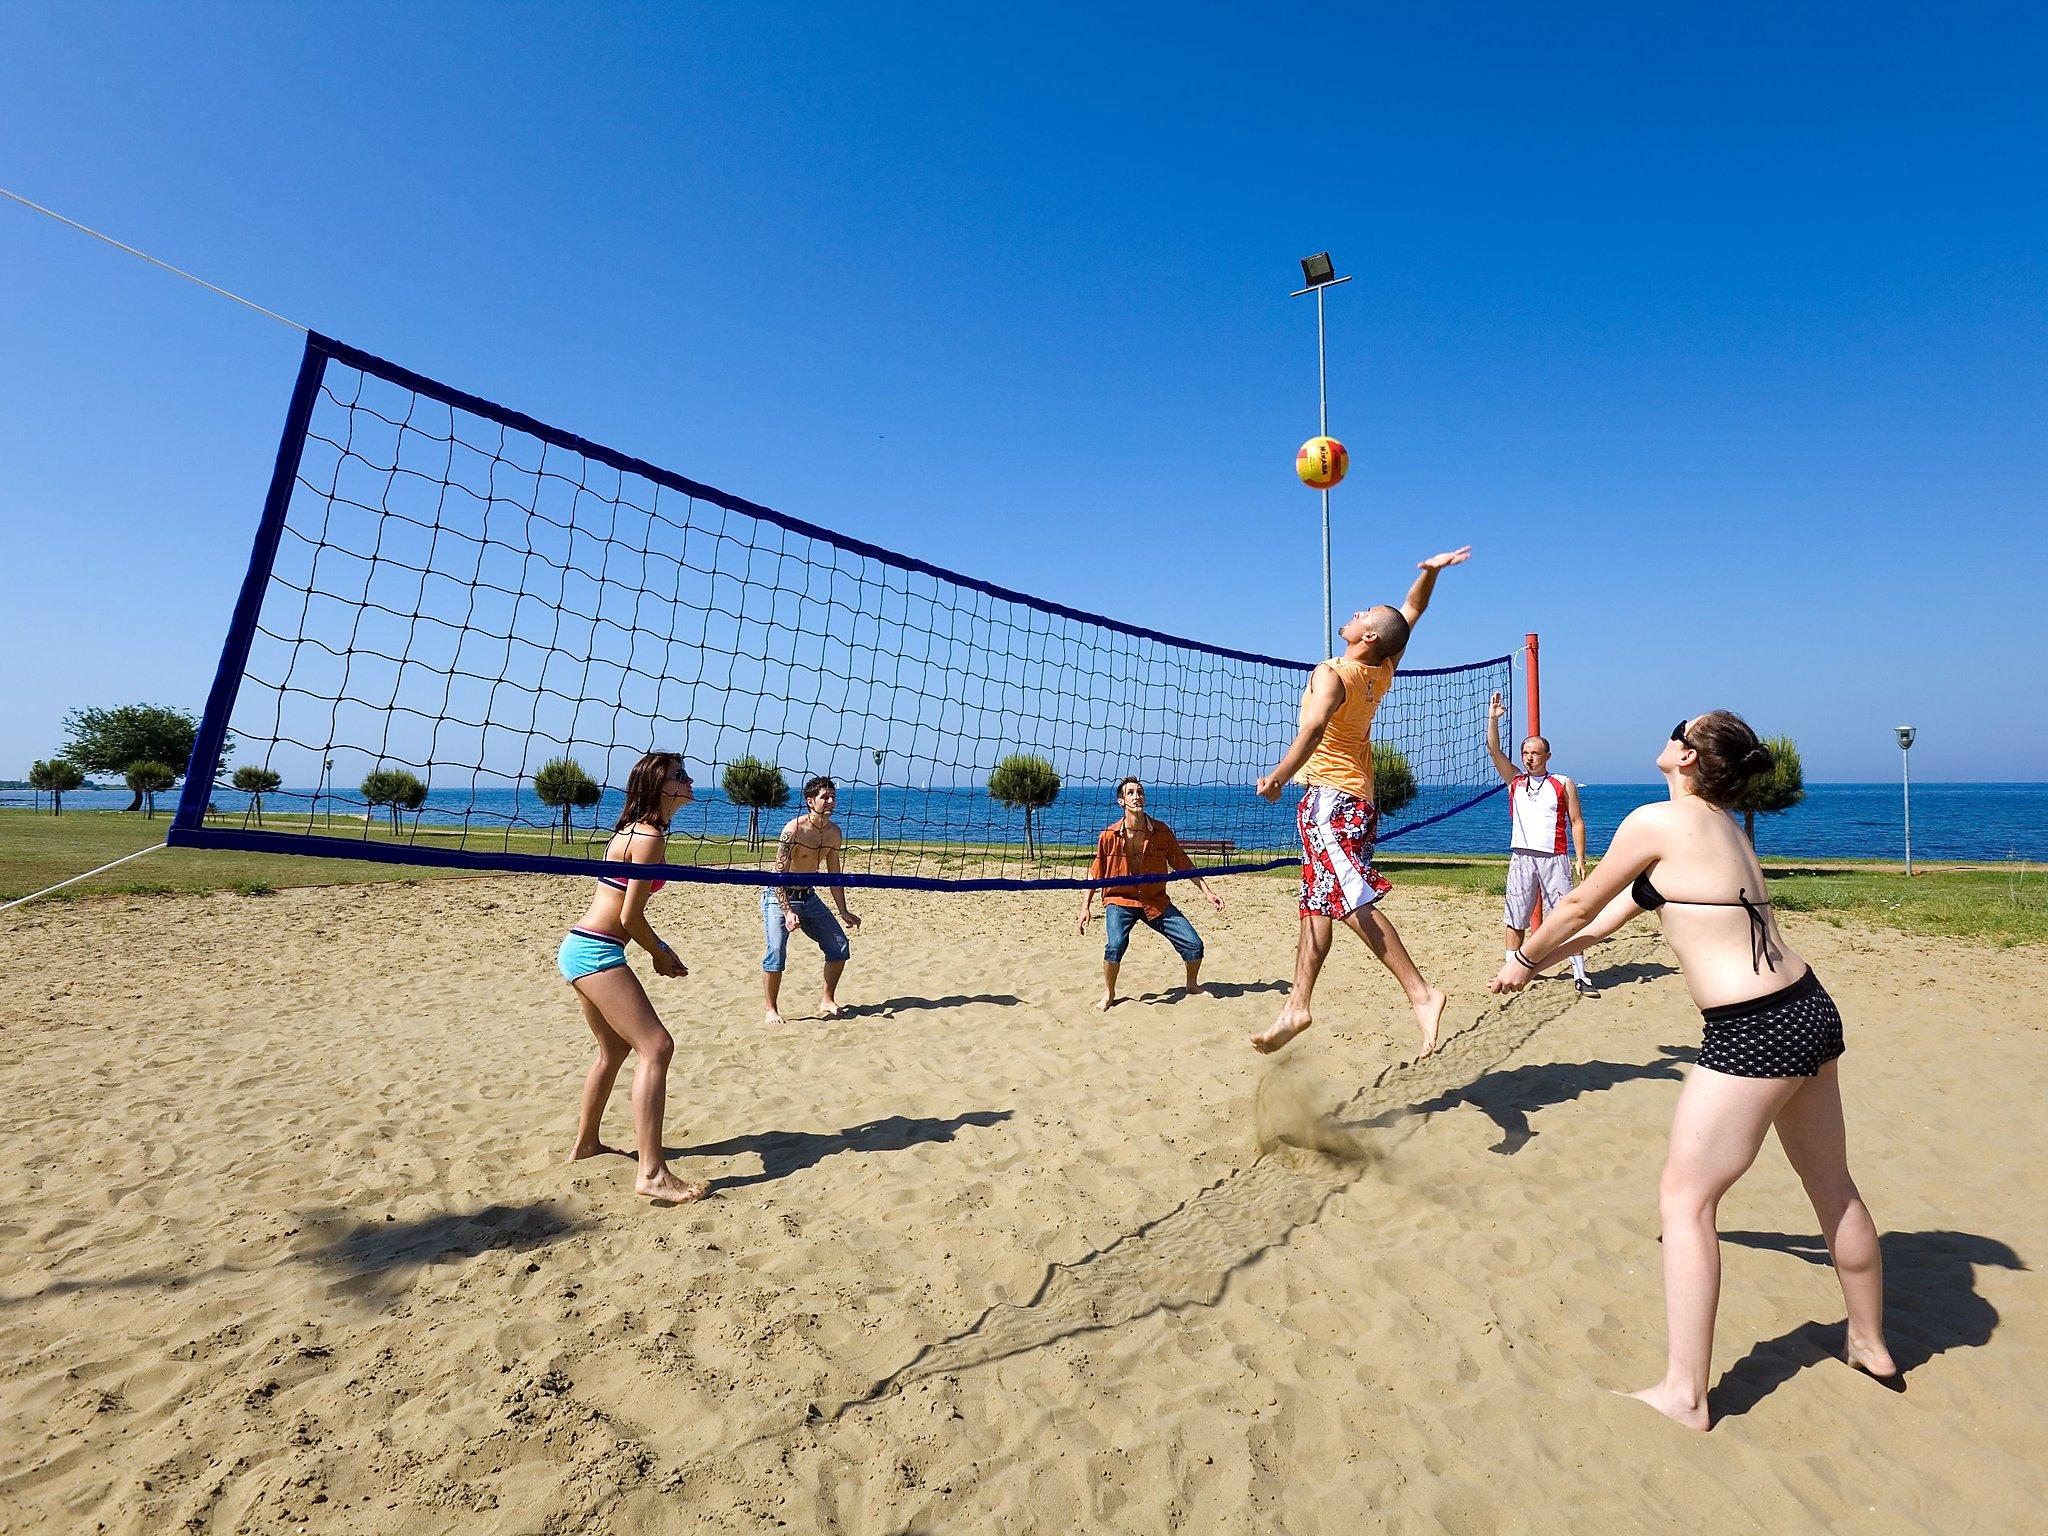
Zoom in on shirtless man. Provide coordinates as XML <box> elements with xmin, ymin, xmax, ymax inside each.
<box><xmin>1076</xmin><ymin>776</ymin><xmax>1226</xmax><ymax>1010</ymax></box>
<box><xmin>1252</xmin><ymin>546</ymin><xmax>1471</xmax><ymax>1056</ymax></box>
<box><xmin>763</xmin><ymin>775</ymin><xmax>862</xmax><ymax>1023</ymax></box>
<box><xmin>1486</xmin><ymin>690</ymin><xmax>1598</xmax><ymax>995</ymax></box>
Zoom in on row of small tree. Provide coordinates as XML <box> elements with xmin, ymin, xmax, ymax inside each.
<box><xmin>17</xmin><ymin>708</ymin><xmax>1805</xmax><ymax>847</ymax></box>
<box><xmin>25</xmin><ymin>704</ymin><xmax>212</xmax><ymax>818</ymax></box>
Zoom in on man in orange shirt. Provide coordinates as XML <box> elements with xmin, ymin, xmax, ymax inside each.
<box><xmin>1253</xmin><ymin>546</ymin><xmax>1472</xmax><ymax>1057</ymax></box>
<box><xmin>1077</xmin><ymin>777</ymin><xmax>1226</xmax><ymax>1011</ymax></box>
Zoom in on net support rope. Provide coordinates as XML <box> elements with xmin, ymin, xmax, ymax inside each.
<box><xmin>170</xmin><ymin>333</ymin><xmax>1514</xmax><ymax>893</ymax></box>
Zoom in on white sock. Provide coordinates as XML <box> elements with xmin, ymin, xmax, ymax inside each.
<box><xmin>1505</xmin><ymin>949</ymin><xmax>1518</xmax><ymax>963</ymax></box>
<box><xmin>1571</xmin><ymin>954</ymin><xmax>1589</xmax><ymax>982</ymax></box>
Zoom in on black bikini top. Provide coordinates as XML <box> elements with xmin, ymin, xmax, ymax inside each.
<box><xmin>1631</xmin><ymin>869</ymin><xmax>1776</xmax><ymax>974</ymax></box>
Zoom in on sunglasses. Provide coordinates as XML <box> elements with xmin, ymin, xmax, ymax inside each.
<box><xmin>1671</xmin><ymin>721</ymin><xmax>1693</xmax><ymax>748</ymax></box>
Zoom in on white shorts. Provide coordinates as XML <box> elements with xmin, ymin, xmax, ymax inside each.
<box><xmin>1505</xmin><ymin>850</ymin><xmax>1573</xmax><ymax>929</ymax></box>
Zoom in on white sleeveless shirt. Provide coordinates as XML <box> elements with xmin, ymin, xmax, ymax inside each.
<box><xmin>1508</xmin><ymin>773</ymin><xmax>1570</xmax><ymax>855</ymax></box>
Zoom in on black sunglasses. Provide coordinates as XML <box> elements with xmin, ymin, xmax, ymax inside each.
<box><xmin>1671</xmin><ymin>721</ymin><xmax>1693</xmax><ymax>747</ymax></box>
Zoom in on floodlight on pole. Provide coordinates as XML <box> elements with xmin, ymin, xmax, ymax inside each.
<box><xmin>1895</xmin><ymin>726</ymin><xmax>1916</xmax><ymax>876</ymax></box>
<box><xmin>871</xmin><ymin>748</ymin><xmax>885</xmax><ymax>850</ymax></box>
<box><xmin>1291</xmin><ymin>252</ymin><xmax>1353</xmax><ymax>656</ymax></box>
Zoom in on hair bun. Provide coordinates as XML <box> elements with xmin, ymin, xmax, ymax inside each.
<box><xmin>1742</xmin><ymin>743</ymin><xmax>1775</xmax><ymax>775</ymax></box>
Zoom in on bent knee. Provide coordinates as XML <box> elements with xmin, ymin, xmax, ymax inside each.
<box><xmin>641</xmin><ymin>1031</ymin><xmax>675</xmax><ymax>1067</ymax></box>
<box><xmin>1657</xmin><ymin>1168</ymin><xmax>1729</xmax><ymax>1218</ymax></box>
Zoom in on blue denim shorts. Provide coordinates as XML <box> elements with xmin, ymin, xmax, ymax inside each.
<box><xmin>1103</xmin><ymin>902</ymin><xmax>1204</xmax><ymax>964</ymax></box>
<box><xmin>762</xmin><ymin>889</ymin><xmax>851</xmax><ymax>972</ymax></box>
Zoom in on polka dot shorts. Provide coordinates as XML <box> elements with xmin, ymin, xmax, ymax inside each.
<box><xmin>1697</xmin><ymin>968</ymin><xmax>1845</xmax><ymax>1078</ymax></box>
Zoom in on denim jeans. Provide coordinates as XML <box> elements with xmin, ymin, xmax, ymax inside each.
<box><xmin>761</xmin><ymin>889</ymin><xmax>851</xmax><ymax>972</ymax></box>
<box><xmin>1102</xmin><ymin>901</ymin><xmax>1204</xmax><ymax>963</ymax></box>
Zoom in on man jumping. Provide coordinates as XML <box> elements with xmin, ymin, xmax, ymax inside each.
<box><xmin>1252</xmin><ymin>546</ymin><xmax>1471</xmax><ymax>1056</ymax></box>
<box><xmin>1485</xmin><ymin>690</ymin><xmax>1598</xmax><ymax>996</ymax></box>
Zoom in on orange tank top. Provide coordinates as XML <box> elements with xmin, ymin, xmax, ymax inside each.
<box><xmin>1296</xmin><ymin>655</ymin><xmax>1396</xmax><ymax>802</ymax></box>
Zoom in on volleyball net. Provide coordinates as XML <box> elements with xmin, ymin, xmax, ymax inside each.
<box><xmin>169</xmin><ymin>333</ymin><xmax>1513</xmax><ymax>892</ymax></box>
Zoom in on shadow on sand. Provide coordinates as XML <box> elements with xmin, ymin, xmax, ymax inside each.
<box><xmin>1</xmin><ymin>1201</ymin><xmax>585</xmax><ymax>1307</ymax></box>
<box><xmin>829</xmin><ymin>994</ymin><xmax>1022</xmax><ymax>1018</ymax></box>
<box><xmin>1710</xmin><ymin>1228</ymin><xmax>2026</xmax><ymax>1418</ymax></box>
<box><xmin>1399</xmin><ymin>1045</ymin><xmax>1695</xmax><ymax>1153</ymax></box>
<box><xmin>1190</xmin><ymin>978</ymin><xmax>1292</xmax><ymax>1000</ymax></box>
<box><xmin>671</xmin><ymin>1110</ymin><xmax>1014</xmax><ymax>1194</ymax></box>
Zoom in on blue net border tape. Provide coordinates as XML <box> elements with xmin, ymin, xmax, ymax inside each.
<box><xmin>307</xmin><ymin>332</ymin><xmax>1509</xmax><ymax>683</ymax></box>
<box><xmin>164</xmin><ymin>783</ymin><xmax>1504</xmax><ymax>893</ymax></box>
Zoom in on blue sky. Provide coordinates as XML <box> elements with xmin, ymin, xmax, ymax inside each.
<box><xmin>2</xmin><ymin>3</ymin><xmax>2042</xmax><ymax>785</ymax></box>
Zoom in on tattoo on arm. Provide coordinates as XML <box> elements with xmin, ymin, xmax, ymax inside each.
<box><xmin>774</xmin><ymin>830</ymin><xmax>796</xmax><ymax>909</ymax></box>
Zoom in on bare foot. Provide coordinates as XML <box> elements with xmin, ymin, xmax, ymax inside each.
<box><xmin>1094</xmin><ymin>992</ymin><xmax>1118</xmax><ymax>1012</ymax></box>
<box><xmin>1847</xmin><ymin>1334</ymin><xmax>1903</xmax><ymax>1389</ymax></box>
<box><xmin>818</xmin><ymin>999</ymin><xmax>846</xmax><ymax>1019</ymax></box>
<box><xmin>1618</xmin><ymin>1383</ymin><xmax>1709</xmax><ymax>1431</ymax></box>
<box><xmin>1412</xmin><ymin>987</ymin><xmax>1447</xmax><ymax>1059</ymax></box>
<box><xmin>569</xmin><ymin>1141</ymin><xmax>628</xmax><ymax>1162</ymax></box>
<box><xmin>636</xmin><ymin>1168</ymin><xmax>709</xmax><ymax>1203</ymax></box>
<box><xmin>1252</xmin><ymin>1007</ymin><xmax>1313</xmax><ymax>1054</ymax></box>
<box><xmin>1184</xmin><ymin>982</ymin><xmax>1206</xmax><ymax>998</ymax></box>
<box><xmin>765</xmin><ymin>1008</ymin><xmax>785</xmax><ymax>1027</ymax></box>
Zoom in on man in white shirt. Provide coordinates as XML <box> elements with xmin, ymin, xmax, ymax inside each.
<box><xmin>1486</xmin><ymin>691</ymin><xmax>1597</xmax><ymax>996</ymax></box>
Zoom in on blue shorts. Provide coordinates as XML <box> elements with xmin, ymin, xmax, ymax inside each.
<box><xmin>1103</xmin><ymin>902</ymin><xmax>1204</xmax><ymax>964</ymax></box>
<box><xmin>762</xmin><ymin>890</ymin><xmax>851</xmax><ymax>973</ymax></box>
<box><xmin>558</xmin><ymin>927</ymin><xmax>629</xmax><ymax>984</ymax></box>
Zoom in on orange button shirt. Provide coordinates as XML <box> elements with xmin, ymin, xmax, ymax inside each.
<box><xmin>1088</xmin><ymin>816</ymin><xmax>1193</xmax><ymax>920</ymax></box>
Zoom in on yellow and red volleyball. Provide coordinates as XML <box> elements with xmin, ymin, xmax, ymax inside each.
<box><xmin>1296</xmin><ymin>435</ymin><xmax>1348</xmax><ymax>490</ymax></box>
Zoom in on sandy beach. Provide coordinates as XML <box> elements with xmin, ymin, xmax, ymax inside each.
<box><xmin>3</xmin><ymin>872</ymin><xmax>2043</xmax><ymax>1534</ymax></box>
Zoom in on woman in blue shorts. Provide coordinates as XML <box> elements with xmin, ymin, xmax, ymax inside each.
<box><xmin>557</xmin><ymin>750</ymin><xmax>705</xmax><ymax>1203</ymax></box>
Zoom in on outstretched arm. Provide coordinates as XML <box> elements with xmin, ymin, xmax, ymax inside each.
<box><xmin>1534</xmin><ymin>884</ymin><xmax>1642</xmax><ymax>962</ymax></box>
<box><xmin>1256</xmin><ymin>664</ymin><xmax>1345</xmax><ymax>800</ymax></box>
<box><xmin>1400</xmin><ymin>546</ymin><xmax>1472</xmax><ymax>627</ymax></box>
<box><xmin>1165</xmin><ymin>830</ymin><xmax>1225</xmax><ymax>911</ymax></box>
<box><xmin>1490</xmin><ymin>806</ymin><xmax>1661</xmax><ymax>991</ymax></box>
<box><xmin>1484</xmin><ymin>691</ymin><xmax>1517</xmax><ymax>784</ymax></box>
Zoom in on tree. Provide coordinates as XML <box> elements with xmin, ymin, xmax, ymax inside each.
<box><xmin>28</xmin><ymin>758</ymin><xmax>85</xmax><ymax>816</ymax></box>
<box><xmin>1372</xmin><ymin>741</ymin><xmax>1419</xmax><ymax>817</ymax></box>
<box><xmin>721</xmin><ymin>756</ymin><xmax>791</xmax><ymax>850</ymax></box>
<box><xmin>231</xmin><ymin>765</ymin><xmax>283</xmax><ymax>824</ymax></box>
<box><xmin>361</xmin><ymin>767</ymin><xmax>428</xmax><ymax>833</ymax></box>
<box><xmin>534</xmin><ymin>756</ymin><xmax>603</xmax><ymax>841</ymax></box>
<box><xmin>988</xmin><ymin>753</ymin><xmax>1062</xmax><ymax>860</ymax></box>
<box><xmin>1731</xmin><ymin>734</ymin><xmax>1804</xmax><ymax>846</ymax></box>
<box><xmin>61</xmin><ymin>704</ymin><xmax>230</xmax><ymax>811</ymax></box>
<box><xmin>125</xmin><ymin>760</ymin><xmax>177</xmax><ymax>819</ymax></box>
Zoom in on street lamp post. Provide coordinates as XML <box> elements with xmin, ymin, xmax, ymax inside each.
<box><xmin>871</xmin><ymin>748</ymin><xmax>885</xmax><ymax>850</ymax></box>
<box><xmin>1292</xmin><ymin>252</ymin><xmax>1353</xmax><ymax>657</ymax></box>
<box><xmin>1895</xmin><ymin>726</ymin><xmax>1916</xmax><ymax>876</ymax></box>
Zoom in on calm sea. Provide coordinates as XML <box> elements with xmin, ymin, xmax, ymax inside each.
<box><xmin>6</xmin><ymin>781</ymin><xmax>2042</xmax><ymax>863</ymax></box>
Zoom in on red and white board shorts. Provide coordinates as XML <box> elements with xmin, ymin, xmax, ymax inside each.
<box><xmin>1298</xmin><ymin>786</ymin><xmax>1393</xmax><ymax>919</ymax></box>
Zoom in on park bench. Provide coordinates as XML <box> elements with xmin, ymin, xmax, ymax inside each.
<box><xmin>1179</xmin><ymin>838</ymin><xmax>1237</xmax><ymax>863</ymax></box>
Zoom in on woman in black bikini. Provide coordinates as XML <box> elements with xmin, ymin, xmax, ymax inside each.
<box><xmin>1489</xmin><ymin>712</ymin><xmax>1896</xmax><ymax>1428</ymax></box>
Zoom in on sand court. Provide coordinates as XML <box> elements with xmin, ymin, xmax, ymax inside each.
<box><xmin>3</xmin><ymin>875</ymin><xmax>2044</xmax><ymax>1533</ymax></box>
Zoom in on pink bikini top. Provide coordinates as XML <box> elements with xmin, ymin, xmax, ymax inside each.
<box><xmin>597</xmin><ymin>875</ymin><xmax>667</xmax><ymax>894</ymax></box>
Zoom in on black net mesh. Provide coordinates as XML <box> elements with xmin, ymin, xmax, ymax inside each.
<box><xmin>181</xmin><ymin>336</ymin><xmax>1512</xmax><ymax>889</ymax></box>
